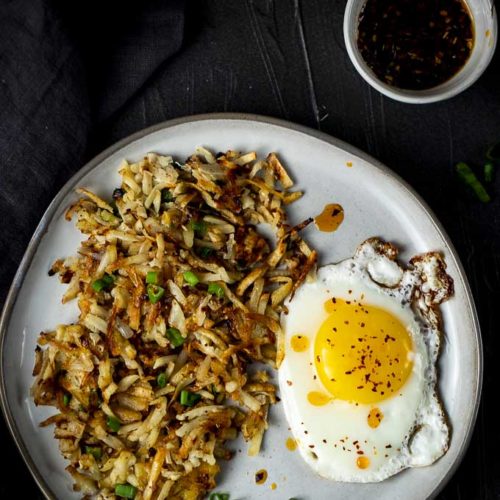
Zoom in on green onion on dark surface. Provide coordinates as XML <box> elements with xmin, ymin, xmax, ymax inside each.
<box><xmin>166</xmin><ymin>327</ymin><xmax>185</xmax><ymax>347</ymax></box>
<box><xmin>92</xmin><ymin>273</ymin><xmax>115</xmax><ymax>292</ymax></box>
<box><xmin>456</xmin><ymin>162</ymin><xmax>491</xmax><ymax>203</ymax></box>
<box><xmin>486</xmin><ymin>141</ymin><xmax>500</xmax><ymax>162</ymax></box>
<box><xmin>180</xmin><ymin>390</ymin><xmax>201</xmax><ymax>406</ymax></box>
<box><xmin>157</xmin><ymin>372</ymin><xmax>167</xmax><ymax>388</ymax></box>
<box><xmin>115</xmin><ymin>483</ymin><xmax>137</xmax><ymax>499</ymax></box>
<box><xmin>208</xmin><ymin>283</ymin><xmax>225</xmax><ymax>299</ymax></box>
<box><xmin>147</xmin><ymin>284</ymin><xmax>165</xmax><ymax>303</ymax></box>
<box><xmin>84</xmin><ymin>446</ymin><xmax>102</xmax><ymax>459</ymax></box>
<box><xmin>146</xmin><ymin>271</ymin><xmax>159</xmax><ymax>284</ymax></box>
<box><xmin>62</xmin><ymin>393</ymin><xmax>71</xmax><ymax>406</ymax></box>
<box><xmin>106</xmin><ymin>416</ymin><xmax>121</xmax><ymax>432</ymax></box>
<box><xmin>183</xmin><ymin>271</ymin><xmax>199</xmax><ymax>286</ymax></box>
<box><xmin>485</xmin><ymin>162</ymin><xmax>495</xmax><ymax>183</ymax></box>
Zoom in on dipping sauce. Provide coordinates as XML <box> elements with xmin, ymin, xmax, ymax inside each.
<box><xmin>357</xmin><ymin>0</ymin><xmax>474</xmax><ymax>90</ymax></box>
<box><xmin>315</xmin><ymin>203</ymin><xmax>344</xmax><ymax>232</ymax></box>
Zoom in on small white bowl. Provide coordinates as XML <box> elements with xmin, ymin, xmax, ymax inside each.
<box><xmin>344</xmin><ymin>0</ymin><xmax>498</xmax><ymax>103</ymax></box>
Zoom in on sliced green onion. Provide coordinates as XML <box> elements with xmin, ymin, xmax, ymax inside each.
<box><xmin>115</xmin><ymin>483</ymin><xmax>137</xmax><ymax>499</ymax></box>
<box><xmin>208</xmin><ymin>283</ymin><xmax>225</xmax><ymax>299</ymax></box>
<box><xmin>92</xmin><ymin>273</ymin><xmax>115</xmax><ymax>292</ymax></box>
<box><xmin>161</xmin><ymin>189</ymin><xmax>173</xmax><ymax>202</ymax></box>
<box><xmin>486</xmin><ymin>141</ymin><xmax>500</xmax><ymax>162</ymax></box>
<box><xmin>84</xmin><ymin>446</ymin><xmax>102</xmax><ymax>459</ymax></box>
<box><xmin>63</xmin><ymin>393</ymin><xmax>71</xmax><ymax>406</ymax></box>
<box><xmin>166</xmin><ymin>327</ymin><xmax>185</xmax><ymax>348</ymax></box>
<box><xmin>456</xmin><ymin>162</ymin><xmax>491</xmax><ymax>203</ymax></box>
<box><xmin>157</xmin><ymin>372</ymin><xmax>167</xmax><ymax>388</ymax></box>
<box><xmin>146</xmin><ymin>271</ymin><xmax>159</xmax><ymax>284</ymax></box>
<box><xmin>106</xmin><ymin>415</ymin><xmax>121</xmax><ymax>432</ymax></box>
<box><xmin>484</xmin><ymin>162</ymin><xmax>495</xmax><ymax>183</ymax></box>
<box><xmin>183</xmin><ymin>271</ymin><xmax>199</xmax><ymax>286</ymax></box>
<box><xmin>209</xmin><ymin>494</ymin><xmax>230</xmax><ymax>500</ymax></box>
<box><xmin>188</xmin><ymin>220</ymin><xmax>207</xmax><ymax>236</ymax></box>
<box><xmin>147</xmin><ymin>284</ymin><xmax>165</xmax><ymax>304</ymax></box>
<box><xmin>100</xmin><ymin>210</ymin><xmax>111</xmax><ymax>221</ymax></box>
<box><xmin>198</xmin><ymin>246</ymin><xmax>213</xmax><ymax>258</ymax></box>
<box><xmin>180</xmin><ymin>390</ymin><xmax>201</xmax><ymax>407</ymax></box>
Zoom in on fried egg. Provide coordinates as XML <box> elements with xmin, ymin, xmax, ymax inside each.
<box><xmin>279</xmin><ymin>238</ymin><xmax>453</xmax><ymax>482</ymax></box>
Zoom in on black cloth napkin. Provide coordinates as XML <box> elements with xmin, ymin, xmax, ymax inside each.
<box><xmin>0</xmin><ymin>0</ymin><xmax>185</xmax><ymax>306</ymax></box>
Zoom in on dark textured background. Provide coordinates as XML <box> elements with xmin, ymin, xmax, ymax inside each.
<box><xmin>1</xmin><ymin>0</ymin><xmax>499</xmax><ymax>498</ymax></box>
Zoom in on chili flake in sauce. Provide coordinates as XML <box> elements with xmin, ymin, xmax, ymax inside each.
<box><xmin>357</xmin><ymin>0</ymin><xmax>474</xmax><ymax>90</ymax></box>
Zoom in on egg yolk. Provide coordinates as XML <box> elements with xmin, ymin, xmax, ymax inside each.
<box><xmin>315</xmin><ymin>298</ymin><xmax>413</xmax><ymax>404</ymax></box>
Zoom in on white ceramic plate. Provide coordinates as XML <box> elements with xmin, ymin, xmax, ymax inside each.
<box><xmin>0</xmin><ymin>114</ymin><xmax>481</xmax><ymax>500</ymax></box>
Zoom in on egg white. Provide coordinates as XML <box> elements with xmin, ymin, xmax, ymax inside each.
<box><xmin>279</xmin><ymin>243</ymin><xmax>449</xmax><ymax>482</ymax></box>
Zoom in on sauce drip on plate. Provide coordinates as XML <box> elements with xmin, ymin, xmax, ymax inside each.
<box><xmin>315</xmin><ymin>203</ymin><xmax>344</xmax><ymax>232</ymax></box>
<box><xmin>357</xmin><ymin>0</ymin><xmax>474</xmax><ymax>90</ymax></box>
<box><xmin>255</xmin><ymin>469</ymin><xmax>268</xmax><ymax>484</ymax></box>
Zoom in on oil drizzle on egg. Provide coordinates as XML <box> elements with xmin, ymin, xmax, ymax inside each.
<box><xmin>307</xmin><ymin>391</ymin><xmax>331</xmax><ymax>406</ymax></box>
<box><xmin>368</xmin><ymin>408</ymin><xmax>384</xmax><ymax>428</ymax></box>
<box><xmin>286</xmin><ymin>437</ymin><xmax>298</xmax><ymax>451</ymax></box>
<box><xmin>291</xmin><ymin>334</ymin><xmax>309</xmax><ymax>352</ymax></box>
<box><xmin>356</xmin><ymin>456</ymin><xmax>371</xmax><ymax>469</ymax></box>
<box><xmin>255</xmin><ymin>469</ymin><xmax>268</xmax><ymax>485</ymax></box>
<box><xmin>314</xmin><ymin>203</ymin><xmax>344</xmax><ymax>232</ymax></box>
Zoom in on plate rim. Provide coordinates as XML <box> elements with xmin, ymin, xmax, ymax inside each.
<box><xmin>0</xmin><ymin>112</ymin><xmax>482</xmax><ymax>500</ymax></box>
